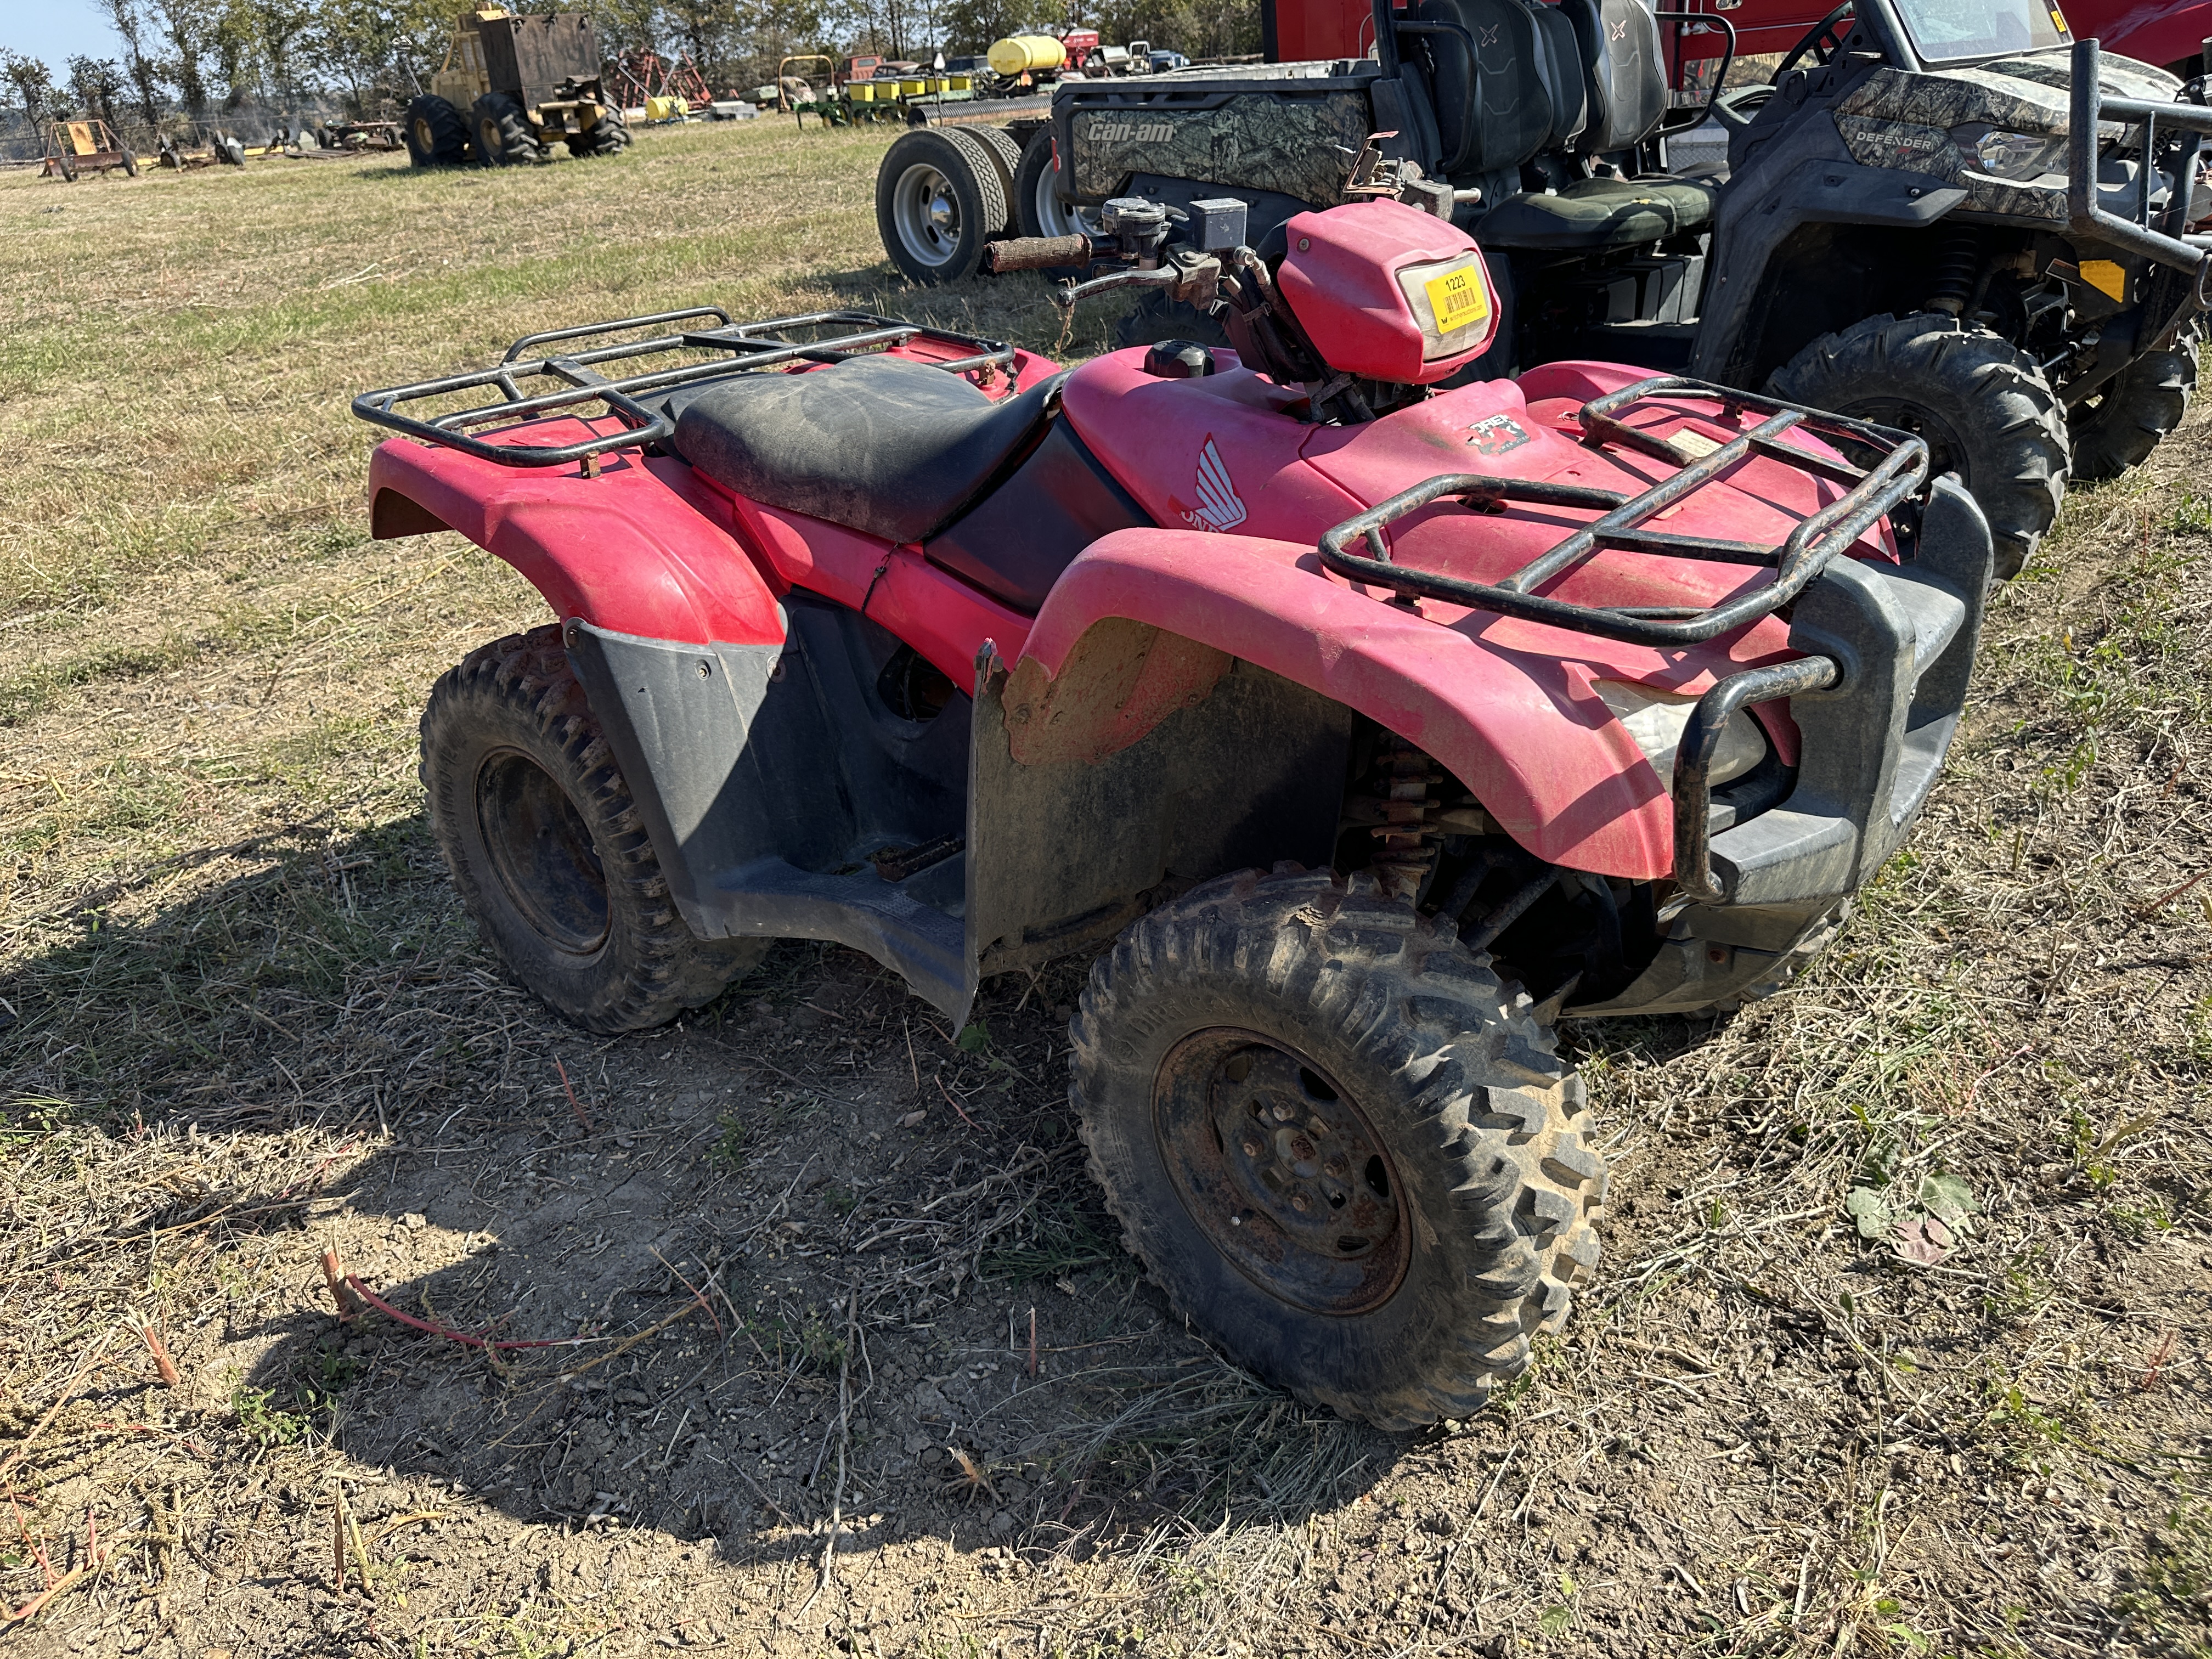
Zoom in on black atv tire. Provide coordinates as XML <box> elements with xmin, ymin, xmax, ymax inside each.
<box><xmin>876</xmin><ymin>127</ymin><xmax>1005</xmax><ymax>284</ymax></box>
<box><xmin>568</xmin><ymin>109</ymin><xmax>631</xmax><ymax>158</ymax></box>
<box><xmin>473</xmin><ymin>93</ymin><xmax>542</xmax><ymax>166</ymax></box>
<box><xmin>2068</xmin><ymin>325</ymin><xmax>2200</xmax><ymax>481</ymax></box>
<box><xmin>1767</xmin><ymin>312</ymin><xmax>2067</xmax><ymax>580</ymax></box>
<box><xmin>404</xmin><ymin>95</ymin><xmax>468</xmax><ymax>167</ymax></box>
<box><xmin>1113</xmin><ymin>290</ymin><xmax>1231</xmax><ymax>353</ymax></box>
<box><xmin>1071</xmin><ymin>866</ymin><xmax>1606</xmax><ymax>1431</ymax></box>
<box><xmin>421</xmin><ymin>626</ymin><xmax>766</xmax><ymax>1034</ymax></box>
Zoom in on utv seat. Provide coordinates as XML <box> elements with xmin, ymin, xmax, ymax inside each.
<box><xmin>1475</xmin><ymin>173</ymin><xmax>1716</xmax><ymax>247</ymax></box>
<box><xmin>668</xmin><ymin>353</ymin><xmax>1065</xmax><ymax>547</ymax></box>
<box><xmin>1413</xmin><ymin>0</ymin><xmax>1707</xmax><ymax>252</ymax></box>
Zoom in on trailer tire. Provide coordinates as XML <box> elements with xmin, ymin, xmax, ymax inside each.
<box><xmin>119</xmin><ymin>147</ymin><xmax>139</xmax><ymax>177</ymax></box>
<box><xmin>876</xmin><ymin>128</ymin><xmax>1005</xmax><ymax>284</ymax></box>
<box><xmin>568</xmin><ymin>108</ymin><xmax>631</xmax><ymax>157</ymax></box>
<box><xmin>2068</xmin><ymin>325</ymin><xmax>2200</xmax><ymax>481</ymax></box>
<box><xmin>1071</xmin><ymin>866</ymin><xmax>1605</xmax><ymax>1431</ymax></box>
<box><xmin>404</xmin><ymin>95</ymin><xmax>468</xmax><ymax>167</ymax></box>
<box><xmin>473</xmin><ymin>93</ymin><xmax>542</xmax><ymax>166</ymax></box>
<box><xmin>1767</xmin><ymin>312</ymin><xmax>2066</xmax><ymax>579</ymax></box>
<box><xmin>966</xmin><ymin>123</ymin><xmax>1023</xmax><ymax>206</ymax></box>
<box><xmin>421</xmin><ymin>625</ymin><xmax>768</xmax><ymax>1034</ymax></box>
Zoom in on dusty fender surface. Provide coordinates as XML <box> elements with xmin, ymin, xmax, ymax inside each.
<box><xmin>369</xmin><ymin>419</ymin><xmax>785</xmax><ymax>648</ymax></box>
<box><xmin>1012</xmin><ymin>529</ymin><xmax>1746</xmax><ymax>881</ymax></box>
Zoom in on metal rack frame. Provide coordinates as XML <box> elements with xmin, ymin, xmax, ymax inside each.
<box><xmin>353</xmin><ymin>308</ymin><xmax>1021</xmax><ymax>469</ymax></box>
<box><xmin>1315</xmin><ymin>375</ymin><xmax>1929</xmax><ymax>648</ymax></box>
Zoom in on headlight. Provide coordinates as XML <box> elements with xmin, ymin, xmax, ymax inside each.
<box><xmin>1966</xmin><ymin>128</ymin><xmax>2068</xmax><ymax>183</ymax></box>
<box><xmin>1595</xmin><ymin>681</ymin><xmax>1768</xmax><ymax>787</ymax></box>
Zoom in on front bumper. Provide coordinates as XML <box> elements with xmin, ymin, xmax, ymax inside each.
<box><xmin>1572</xmin><ymin>476</ymin><xmax>1991</xmax><ymax>1015</ymax></box>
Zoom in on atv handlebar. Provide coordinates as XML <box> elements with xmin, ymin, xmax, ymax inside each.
<box><xmin>981</xmin><ymin>235</ymin><xmax>1093</xmax><ymax>274</ymax></box>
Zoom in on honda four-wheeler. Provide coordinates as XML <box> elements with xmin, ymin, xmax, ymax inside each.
<box><xmin>404</xmin><ymin>4</ymin><xmax>630</xmax><ymax>168</ymax></box>
<box><xmin>1023</xmin><ymin>0</ymin><xmax>2212</xmax><ymax>574</ymax></box>
<box><xmin>357</xmin><ymin>193</ymin><xmax>1989</xmax><ymax>1428</ymax></box>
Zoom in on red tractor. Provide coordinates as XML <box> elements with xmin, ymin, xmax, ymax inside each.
<box><xmin>357</xmin><ymin>190</ymin><xmax>1987</xmax><ymax>1427</ymax></box>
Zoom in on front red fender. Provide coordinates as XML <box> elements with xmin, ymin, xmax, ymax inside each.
<box><xmin>368</xmin><ymin>434</ymin><xmax>783</xmax><ymax>647</ymax></box>
<box><xmin>1018</xmin><ymin>529</ymin><xmax>1794</xmax><ymax>879</ymax></box>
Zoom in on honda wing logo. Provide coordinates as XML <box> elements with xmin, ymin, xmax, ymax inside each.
<box><xmin>1180</xmin><ymin>436</ymin><xmax>1248</xmax><ymax>532</ymax></box>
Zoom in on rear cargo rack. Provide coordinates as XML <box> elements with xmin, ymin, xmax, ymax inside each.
<box><xmin>353</xmin><ymin>308</ymin><xmax>1020</xmax><ymax>470</ymax></box>
<box><xmin>1316</xmin><ymin>377</ymin><xmax>1928</xmax><ymax>648</ymax></box>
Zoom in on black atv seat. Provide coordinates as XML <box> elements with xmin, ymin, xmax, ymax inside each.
<box><xmin>669</xmin><ymin>354</ymin><xmax>1066</xmax><ymax>548</ymax></box>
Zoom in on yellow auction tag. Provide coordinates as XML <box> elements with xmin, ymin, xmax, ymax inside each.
<box><xmin>1425</xmin><ymin>263</ymin><xmax>1492</xmax><ymax>334</ymax></box>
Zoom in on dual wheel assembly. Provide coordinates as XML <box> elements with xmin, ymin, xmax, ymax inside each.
<box><xmin>877</xmin><ymin>124</ymin><xmax>1099</xmax><ymax>284</ymax></box>
<box><xmin>421</xmin><ymin>629</ymin><xmax>1606</xmax><ymax>1429</ymax></box>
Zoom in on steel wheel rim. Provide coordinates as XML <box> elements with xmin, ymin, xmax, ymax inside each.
<box><xmin>1153</xmin><ymin>1028</ymin><xmax>1410</xmax><ymax>1317</ymax></box>
<box><xmin>476</xmin><ymin>748</ymin><xmax>610</xmax><ymax>954</ymax></box>
<box><xmin>479</xmin><ymin>118</ymin><xmax>504</xmax><ymax>161</ymax></box>
<box><xmin>413</xmin><ymin>116</ymin><xmax>436</xmax><ymax>153</ymax></box>
<box><xmin>1833</xmin><ymin>398</ymin><xmax>1970</xmax><ymax>487</ymax></box>
<box><xmin>893</xmin><ymin>161</ymin><xmax>961</xmax><ymax>267</ymax></box>
<box><xmin>1030</xmin><ymin>154</ymin><xmax>1102</xmax><ymax>240</ymax></box>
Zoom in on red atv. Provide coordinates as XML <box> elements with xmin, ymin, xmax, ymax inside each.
<box><xmin>357</xmin><ymin>193</ymin><xmax>1989</xmax><ymax>1429</ymax></box>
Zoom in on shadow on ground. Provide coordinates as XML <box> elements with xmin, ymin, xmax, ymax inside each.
<box><xmin>1</xmin><ymin>815</ymin><xmax>1404</xmax><ymax>1588</ymax></box>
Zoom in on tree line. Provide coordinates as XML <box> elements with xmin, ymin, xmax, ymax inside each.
<box><xmin>2</xmin><ymin>0</ymin><xmax>1257</xmax><ymax>136</ymax></box>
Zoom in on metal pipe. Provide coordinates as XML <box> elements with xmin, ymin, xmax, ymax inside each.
<box><xmin>1671</xmin><ymin>656</ymin><xmax>1841</xmax><ymax>902</ymax></box>
<box><xmin>2069</xmin><ymin>38</ymin><xmax>2212</xmax><ymax>279</ymax></box>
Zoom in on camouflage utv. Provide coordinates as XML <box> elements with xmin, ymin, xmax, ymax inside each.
<box><xmin>1032</xmin><ymin>0</ymin><xmax>2212</xmax><ymax>574</ymax></box>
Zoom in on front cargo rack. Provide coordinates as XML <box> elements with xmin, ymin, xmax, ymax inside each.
<box><xmin>353</xmin><ymin>308</ymin><xmax>1021</xmax><ymax>470</ymax></box>
<box><xmin>1316</xmin><ymin>377</ymin><xmax>1929</xmax><ymax>649</ymax></box>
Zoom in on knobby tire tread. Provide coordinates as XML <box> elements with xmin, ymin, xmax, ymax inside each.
<box><xmin>1069</xmin><ymin>866</ymin><xmax>1605</xmax><ymax>1431</ymax></box>
<box><xmin>421</xmin><ymin>625</ymin><xmax>761</xmax><ymax>1034</ymax></box>
<box><xmin>1767</xmin><ymin>311</ymin><xmax>2066</xmax><ymax>580</ymax></box>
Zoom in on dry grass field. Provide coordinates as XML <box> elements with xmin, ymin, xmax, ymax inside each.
<box><xmin>1</xmin><ymin>118</ymin><xmax>2209</xmax><ymax>1659</ymax></box>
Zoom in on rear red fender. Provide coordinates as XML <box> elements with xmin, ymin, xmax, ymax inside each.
<box><xmin>368</xmin><ymin>433</ymin><xmax>785</xmax><ymax>647</ymax></box>
<box><xmin>1016</xmin><ymin>529</ymin><xmax>1804</xmax><ymax>880</ymax></box>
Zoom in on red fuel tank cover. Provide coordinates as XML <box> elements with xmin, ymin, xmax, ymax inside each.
<box><xmin>1275</xmin><ymin>199</ymin><xmax>1499</xmax><ymax>386</ymax></box>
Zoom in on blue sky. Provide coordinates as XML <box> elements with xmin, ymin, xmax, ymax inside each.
<box><xmin>3</xmin><ymin>1</ymin><xmax>129</xmax><ymax>71</ymax></box>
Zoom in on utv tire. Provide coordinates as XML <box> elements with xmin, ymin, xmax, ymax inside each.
<box><xmin>1767</xmin><ymin>312</ymin><xmax>2067</xmax><ymax>580</ymax></box>
<box><xmin>568</xmin><ymin>109</ymin><xmax>631</xmax><ymax>157</ymax></box>
<box><xmin>1013</xmin><ymin>129</ymin><xmax>1099</xmax><ymax>273</ymax></box>
<box><xmin>2068</xmin><ymin>325</ymin><xmax>2200</xmax><ymax>481</ymax></box>
<box><xmin>1071</xmin><ymin>866</ymin><xmax>1606</xmax><ymax>1431</ymax></box>
<box><xmin>876</xmin><ymin>128</ymin><xmax>1005</xmax><ymax>284</ymax></box>
<box><xmin>1114</xmin><ymin>290</ymin><xmax>1231</xmax><ymax>353</ymax></box>
<box><xmin>405</xmin><ymin>95</ymin><xmax>468</xmax><ymax>167</ymax></box>
<box><xmin>473</xmin><ymin>93</ymin><xmax>542</xmax><ymax>166</ymax></box>
<box><xmin>421</xmin><ymin>626</ymin><xmax>766</xmax><ymax>1034</ymax></box>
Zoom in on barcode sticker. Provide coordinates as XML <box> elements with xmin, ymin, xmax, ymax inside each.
<box><xmin>1424</xmin><ymin>263</ymin><xmax>1492</xmax><ymax>334</ymax></box>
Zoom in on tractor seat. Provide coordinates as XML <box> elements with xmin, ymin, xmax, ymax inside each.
<box><xmin>1476</xmin><ymin>174</ymin><xmax>1716</xmax><ymax>250</ymax></box>
<box><xmin>668</xmin><ymin>355</ymin><xmax>1065</xmax><ymax>546</ymax></box>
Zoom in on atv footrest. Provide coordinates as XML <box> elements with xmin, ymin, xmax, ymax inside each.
<box><xmin>353</xmin><ymin>308</ymin><xmax>1022</xmax><ymax>469</ymax></box>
